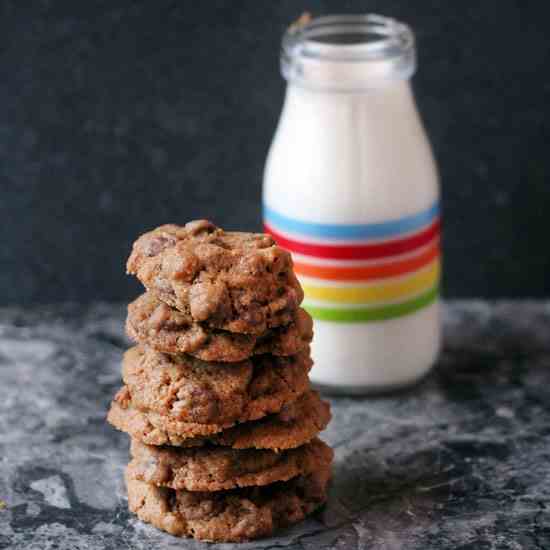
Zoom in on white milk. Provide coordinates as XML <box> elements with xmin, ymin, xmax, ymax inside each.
<box><xmin>263</xmin><ymin>15</ymin><xmax>441</xmax><ymax>393</ymax></box>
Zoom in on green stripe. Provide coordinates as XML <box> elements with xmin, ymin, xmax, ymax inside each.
<box><xmin>304</xmin><ymin>285</ymin><xmax>439</xmax><ymax>323</ymax></box>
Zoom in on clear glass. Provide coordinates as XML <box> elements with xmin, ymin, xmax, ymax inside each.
<box><xmin>264</xmin><ymin>14</ymin><xmax>441</xmax><ymax>394</ymax></box>
<box><xmin>282</xmin><ymin>14</ymin><xmax>416</xmax><ymax>90</ymax></box>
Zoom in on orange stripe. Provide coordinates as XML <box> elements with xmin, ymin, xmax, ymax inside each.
<box><xmin>293</xmin><ymin>240</ymin><xmax>440</xmax><ymax>282</ymax></box>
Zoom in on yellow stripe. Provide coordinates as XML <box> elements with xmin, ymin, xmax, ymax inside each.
<box><xmin>301</xmin><ymin>259</ymin><xmax>440</xmax><ymax>305</ymax></box>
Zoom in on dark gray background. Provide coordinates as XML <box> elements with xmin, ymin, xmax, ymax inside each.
<box><xmin>2</xmin><ymin>1</ymin><xmax>548</xmax><ymax>304</ymax></box>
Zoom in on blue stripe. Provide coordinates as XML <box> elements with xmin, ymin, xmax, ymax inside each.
<box><xmin>263</xmin><ymin>201</ymin><xmax>440</xmax><ymax>241</ymax></box>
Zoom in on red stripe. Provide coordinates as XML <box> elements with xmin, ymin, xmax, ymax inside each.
<box><xmin>264</xmin><ymin>219</ymin><xmax>441</xmax><ymax>260</ymax></box>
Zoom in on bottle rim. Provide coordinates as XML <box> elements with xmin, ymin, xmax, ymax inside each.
<box><xmin>281</xmin><ymin>14</ymin><xmax>417</xmax><ymax>91</ymax></box>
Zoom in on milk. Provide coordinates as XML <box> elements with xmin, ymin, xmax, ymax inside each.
<box><xmin>263</xmin><ymin>15</ymin><xmax>441</xmax><ymax>393</ymax></box>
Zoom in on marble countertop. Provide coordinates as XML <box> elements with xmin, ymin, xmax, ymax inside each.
<box><xmin>1</xmin><ymin>302</ymin><xmax>550</xmax><ymax>549</ymax></box>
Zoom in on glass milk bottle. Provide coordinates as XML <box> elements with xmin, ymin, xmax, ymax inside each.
<box><xmin>263</xmin><ymin>14</ymin><xmax>441</xmax><ymax>394</ymax></box>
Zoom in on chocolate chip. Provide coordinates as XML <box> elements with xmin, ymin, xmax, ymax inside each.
<box><xmin>240</xmin><ymin>304</ymin><xmax>264</xmax><ymax>327</ymax></box>
<box><xmin>143</xmin><ymin>235</ymin><xmax>176</xmax><ymax>257</ymax></box>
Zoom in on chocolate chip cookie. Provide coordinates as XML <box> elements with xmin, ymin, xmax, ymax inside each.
<box><xmin>122</xmin><ymin>345</ymin><xmax>311</xmax><ymax>424</ymax></box>
<box><xmin>126</xmin><ymin>462</ymin><xmax>331</xmax><ymax>542</ymax></box>
<box><xmin>107</xmin><ymin>390</ymin><xmax>331</xmax><ymax>450</ymax></box>
<box><xmin>126</xmin><ymin>292</ymin><xmax>313</xmax><ymax>362</ymax></box>
<box><xmin>127</xmin><ymin>221</ymin><xmax>304</xmax><ymax>334</ymax></box>
<box><xmin>129</xmin><ymin>437</ymin><xmax>333</xmax><ymax>492</ymax></box>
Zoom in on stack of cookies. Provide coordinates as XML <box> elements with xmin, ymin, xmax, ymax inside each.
<box><xmin>107</xmin><ymin>220</ymin><xmax>333</xmax><ymax>543</ymax></box>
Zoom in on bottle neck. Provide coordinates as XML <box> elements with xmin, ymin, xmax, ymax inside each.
<box><xmin>282</xmin><ymin>78</ymin><xmax>416</xmax><ymax>120</ymax></box>
<box><xmin>282</xmin><ymin>14</ymin><xmax>416</xmax><ymax>92</ymax></box>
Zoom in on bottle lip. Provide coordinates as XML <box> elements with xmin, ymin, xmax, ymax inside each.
<box><xmin>281</xmin><ymin>14</ymin><xmax>417</xmax><ymax>91</ymax></box>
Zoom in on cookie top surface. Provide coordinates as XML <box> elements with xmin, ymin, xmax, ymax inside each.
<box><xmin>128</xmin><ymin>437</ymin><xmax>333</xmax><ymax>492</ymax></box>
<box><xmin>127</xmin><ymin>221</ymin><xmax>304</xmax><ymax>334</ymax></box>
<box><xmin>126</xmin><ymin>292</ymin><xmax>313</xmax><ymax>362</ymax></box>
<box><xmin>107</xmin><ymin>390</ymin><xmax>331</xmax><ymax>450</ymax></box>
<box><xmin>126</xmin><ymin>464</ymin><xmax>331</xmax><ymax>542</ymax></box>
<box><xmin>123</xmin><ymin>345</ymin><xmax>311</xmax><ymax>424</ymax></box>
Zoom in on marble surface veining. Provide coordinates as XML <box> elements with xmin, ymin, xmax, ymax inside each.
<box><xmin>1</xmin><ymin>302</ymin><xmax>550</xmax><ymax>549</ymax></box>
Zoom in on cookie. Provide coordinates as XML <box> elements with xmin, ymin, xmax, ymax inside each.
<box><xmin>126</xmin><ymin>462</ymin><xmax>331</xmax><ymax>542</ymax></box>
<box><xmin>122</xmin><ymin>345</ymin><xmax>311</xmax><ymax>424</ymax></box>
<box><xmin>108</xmin><ymin>385</ymin><xmax>233</xmax><ymax>439</ymax></box>
<box><xmin>127</xmin><ymin>221</ymin><xmax>304</xmax><ymax>334</ymax></box>
<box><xmin>126</xmin><ymin>292</ymin><xmax>313</xmax><ymax>362</ymax></box>
<box><xmin>204</xmin><ymin>390</ymin><xmax>331</xmax><ymax>451</ymax></box>
<box><xmin>128</xmin><ymin>437</ymin><xmax>333</xmax><ymax>492</ymax></box>
<box><xmin>107</xmin><ymin>390</ymin><xmax>331</xmax><ymax>450</ymax></box>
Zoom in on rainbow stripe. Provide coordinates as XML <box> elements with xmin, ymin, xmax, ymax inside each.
<box><xmin>264</xmin><ymin>201</ymin><xmax>441</xmax><ymax>323</ymax></box>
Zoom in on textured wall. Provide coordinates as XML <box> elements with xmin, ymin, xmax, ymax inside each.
<box><xmin>2</xmin><ymin>1</ymin><xmax>549</xmax><ymax>303</ymax></box>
